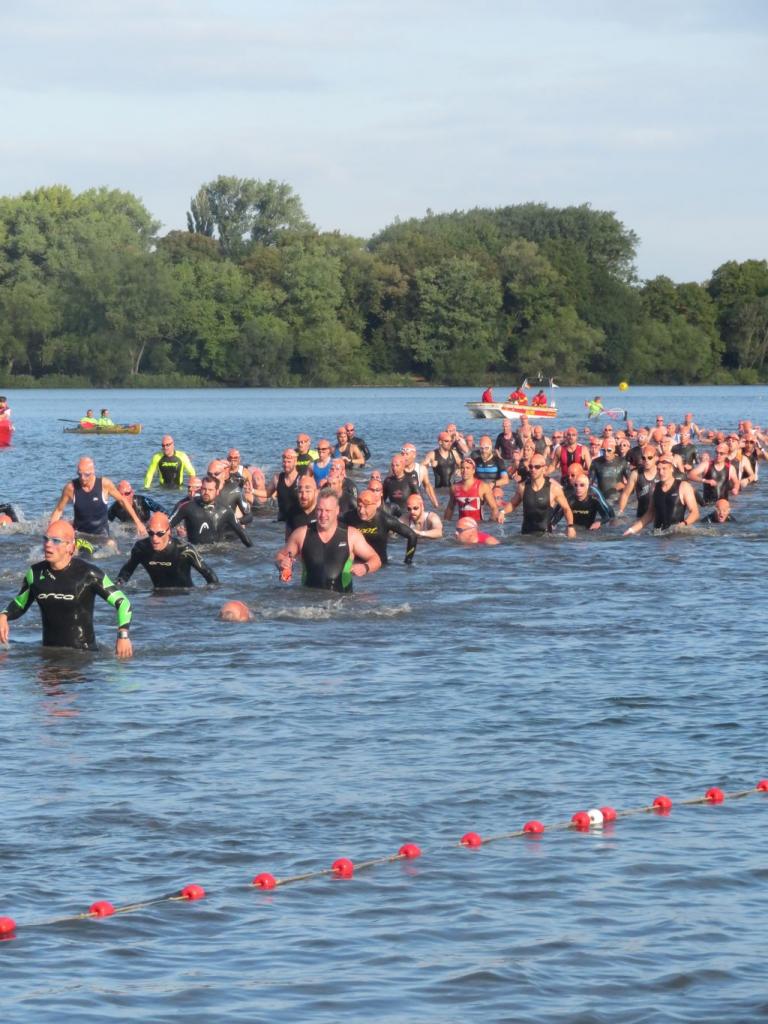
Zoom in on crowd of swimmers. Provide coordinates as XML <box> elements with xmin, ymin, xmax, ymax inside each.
<box><xmin>0</xmin><ymin>410</ymin><xmax>765</xmax><ymax>658</ymax></box>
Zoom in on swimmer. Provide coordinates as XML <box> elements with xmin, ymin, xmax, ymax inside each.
<box><xmin>559</xmin><ymin>427</ymin><xmax>591</xmax><ymax>480</ymax></box>
<box><xmin>343</xmin><ymin>489</ymin><xmax>418</xmax><ymax>565</ymax></box>
<box><xmin>51</xmin><ymin>457</ymin><xmax>147</xmax><ymax>540</ymax></box>
<box><xmin>617</xmin><ymin>446</ymin><xmax>659</xmax><ymax>519</ymax></box>
<box><xmin>455</xmin><ymin>516</ymin><xmax>499</xmax><ymax>545</ymax></box>
<box><xmin>220</xmin><ymin>600</ymin><xmax>252</xmax><ymax>622</ymax></box>
<box><xmin>401</xmin><ymin>443</ymin><xmax>439</xmax><ymax>508</ymax></box>
<box><xmin>170</xmin><ymin>477</ymin><xmax>202</xmax><ymax>517</ymax></box>
<box><xmin>334</xmin><ymin>426</ymin><xmax>365</xmax><ymax>468</ymax></box>
<box><xmin>108</xmin><ymin>481</ymin><xmax>167</xmax><ymax>525</ymax></box>
<box><xmin>703</xmin><ymin>499</ymin><xmax>735</xmax><ymax>524</ymax></box>
<box><xmin>382</xmin><ymin>455</ymin><xmax>420</xmax><ymax>517</ymax></box>
<box><xmin>344</xmin><ymin>422</ymin><xmax>370</xmax><ymax>462</ymax></box>
<box><xmin>326</xmin><ymin>460</ymin><xmax>358</xmax><ymax>515</ymax></box>
<box><xmin>624</xmin><ymin>456</ymin><xmax>699</xmax><ymax>534</ymax></box>
<box><xmin>275</xmin><ymin>491</ymin><xmax>381</xmax><ymax>592</ymax></box>
<box><xmin>471</xmin><ymin>435</ymin><xmax>510</xmax><ymax>491</ymax></box>
<box><xmin>0</xmin><ymin>520</ymin><xmax>133</xmax><ymax>656</ymax></box>
<box><xmin>295</xmin><ymin>433</ymin><xmax>317</xmax><ymax>474</ymax></box>
<box><xmin>401</xmin><ymin>494</ymin><xmax>443</xmax><ymax>539</ymax></box>
<box><xmin>144</xmin><ymin>435</ymin><xmax>196</xmax><ymax>489</ymax></box>
<box><xmin>444</xmin><ymin>457</ymin><xmax>502</xmax><ymax>523</ymax></box>
<box><xmin>503</xmin><ymin>456</ymin><xmax>575</xmax><ymax>537</ymax></box>
<box><xmin>312</xmin><ymin>440</ymin><xmax>334</xmax><ymax>485</ymax></box>
<box><xmin>283</xmin><ymin>474</ymin><xmax>318</xmax><ymax>536</ymax></box>
<box><xmin>169</xmin><ymin>476</ymin><xmax>253</xmax><ymax>546</ymax></box>
<box><xmin>422</xmin><ymin>432</ymin><xmax>462</xmax><ymax>489</ymax></box>
<box><xmin>268</xmin><ymin>449</ymin><xmax>302</xmax><ymax>523</ymax></box>
<box><xmin>117</xmin><ymin>512</ymin><xmax>219</xmax><ymax>589</ymax></box>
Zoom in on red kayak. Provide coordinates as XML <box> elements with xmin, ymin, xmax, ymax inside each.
<box><xmin>0</xmin><ymin>419</ymin><xmax>12</xmax><ymax>447</ymax></box>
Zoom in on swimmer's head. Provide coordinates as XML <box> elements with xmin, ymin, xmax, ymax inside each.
<box><xmin>461</xmin><ymin>456</ymin><xmax>476</xmax><ymax>475</ymax></box>
<box><xmin>207</xmin><ymin>459</ymin><xmax>227</xmax><ymax>486</ymax></box>
<box><xmin>455</xmin><ymin>517</ymin><xmax>479</xmax><ymax>544</ymax></box>
<box><xmin>356</xmin><ymin>489</ymin><xmax>379</xmax><ymax>521</ymax></box>
<box><xmin>77</xmin><ymin>457</ymin><xmax>95</xmax><ymax>480</ymax></box>
<box><xmin>390</xmin><ymin>454</ymin><xmax>405</xmax><ymax>475</ymax></box>
<box><xmin>297</xmin><ymin>475</ymin><xmax>317</xmax><ymax>509</ymax></box>
<box><xmin>220</xmin><ymin>600</ymin><xmax>252</xmax><ymax>622</ymax></box>
<box><xmin>336</xmin><ymin>426</ymin><xmax>348</xmax><ymax>443</ymax></box>
<box><xmin>43</xmin><ymin>520</ymin><xmax>76</xmax><ymax>566</ymax></box>
<box><xmin>117</xmin><ymin>480</ymin><xmax>134</xmax><ymax>498</ymax></box>
<box><xmin>161</xmin><ymin>435</ymin><xmax>175</xmax><ymax>452</ymax></box>
<box><xmin>331</xmin><ymin>458</ymin><xmax>347</xmax><ymax>476</ymax></box>
<box><xmin>405</xmin><ymin>494</ymin><xmax>424</xmax><ymax>518</ymax></box>
<box><xmin>316</xmin><ymin>490</ymin><xmax>340</xmax><ymax>529</ymax></box>
<box><xmin>401</xmin><ymin>443</ymin><xmax>417</xmax><ymax>462</ymax></box>
<box><xmin>296</xmin><ymin>433</ymin><xmax>311</xmax><ymax>451</ymax></box>
<box><xmin>147</xmin><ymin>512</ymin><xmax>171</xmax><ymax>550</ymax></box>
<box><xmin>438</xmin><ymin>431</ymin><xmax>452</xmax><ymax>445</ymax></box>
<box><xmin>713</xmin><ymin>499</ymin><xmax>731</xmax><ymax>522</ymax></box>
<box><xmin>573</xmin><ymin>476</ymin><xmax>590</xmax><ymax>496</ymax></box>
<box><xmin>344</xmin><ymin>422</ymin><xmax>355</xmax><ymax>435</ymax></box>
<box><xmin>567</xmin><ymin>465</ymin><xmax>586</xmax><ymax>484</ymax></box>
<box><xmin>478</xmin><ymin>435</ymin><xmax>493</xmax><ymax>453</ymax></box>
<box><xmin>316</xmin><ymin>439</ymin><xmax>332</xmax><ymax>459</ymax></box>
<box><xmin>187</xmin><ymin>476</ymin><xmax>202</xmax><ymax>496</ymax></box>
<box><xmin>282</xmin><ymin>449</ymin><xmax>297</xmax><ymax>470</ymax></box>
<box><xmin>200</xmin><ymin>476</ymin><xmax>218</xmax><ymax>503</ymax></box>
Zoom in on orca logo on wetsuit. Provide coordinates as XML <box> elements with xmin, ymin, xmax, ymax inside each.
<box><xmin>148</xmin><ymin>560</ymin><xmax>172</xmax><ymax>566</ymax></box>
<box><xmin>37</xmin><ymin>593</ymin><xmax>76</xmax><ymax>600</ymax></box>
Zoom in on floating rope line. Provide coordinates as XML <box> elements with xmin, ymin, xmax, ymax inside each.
<box><xmin>1</xmin><ymin>782</ymin><xmax>765</xmax><ymax>941</ymax></box>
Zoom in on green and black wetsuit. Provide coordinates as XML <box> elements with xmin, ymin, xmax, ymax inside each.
<box><xmin>300</xmin><ymin>523</ymin><xmax>354</xmax><ymax>592</ymax></box>
<box><xmin>2</xmin><ymin>556</ymin><xmax>131</xmax><ymax>649</ymax></box>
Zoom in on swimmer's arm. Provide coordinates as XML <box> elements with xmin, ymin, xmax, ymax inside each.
<box><xmin>552</xmin><ymin>484</ymin><xmax>576</xmax><ymax>537</ymax></box>
<box><xmin>624</xmin><ymin>506</ymin><xmax>654</xmax><ymax>535</ymax></box>
<box><xmin>503</xmin><ymin>485</ymin><xmax>524</xmax><ymax>515</ymax></box>
<box><xmin>1</xmin><ymin>569</ymin><xmax>35</xmax><ymax>632</ymax></box>
<box><xmin>116</xmin><ymin>545</ymin><xmax>142</xmax><ymax>585</ymax></box>
<box><xmin>92</xmin><ymin>570</ymin><xmax>133</xmax><ymax>657</ymax></box>
<box><xmin>420</xmin><ymin>471</ymin><xmax>439</xmax><ymax>509</ymax></box>
<box><xmin>266</xmin><ymin>473</ymin><xmax>280</xmax><ymax>499</ymax></box>
<box><xmin>419</xmin><ymin>513</ymin><xmax>444</xmax><ymax>539</ymax></box>
<box><xmin>348</xmin><ymin>444</ymin><xmax>366</xmax><ymax>468</ymax></box>
<box><xmin>729</xmin><ymin>466</ymin><xmax>740</xmax><ymax>497</ymax></box>
<box><xmin>186</xmin><ymin>545</ymin><xmax>219</xmax><ymax>585</ymax></box>
<box><xmin>105</xmin><ymin>478</ymin><xmax>147</xmax><ymax>537</ymax></box>
<box><xmin>481</xmin><ymin>483</ymin><xmax>502</xmax><ymax>522</ymax></box>
<box><xmin>276</xmin><ymin>527</ymin><xmax>305</xmax><ymax>570</ymax></box>
<box><xmin>383</xmin><ymin>512</ymin><xmax>418</xmax><ymax>564</ymax></box>
<box><xmin>143</xmin><ymin>452</ymin><xmax>162</xmax><ymax>489</ymax></box>
<box><xmin>679</xmin><ymin>483</ymin><xmax>699</xmax><ymax>527</ymax></box>
<box><xmin>348</xmin><ymin>528</ymin><xmax>382</xmax><ymax>576</ymax></box>
<box><xmin>227</xmin><ymin>510</ymin><xmax>253</xmax><ymax>547</ymax></box>
<box><xmin>443</xmin><ymin>489</ymin><xmax>457</xmax><ymax>522</ymax></box>
<box><xmin>617</xmin><ymin>471</ymin><xmax>637</xmax><ymax>513</ymax></box>
<box><xmin>50</xmin><ymin>482</ymin><xmax>75</xmax><ymax>522</ymax></box>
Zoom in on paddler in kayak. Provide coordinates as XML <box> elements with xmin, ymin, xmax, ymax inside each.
<box><xmin>98</xmin><ymin>408</ymin><xmax>115</xmax><ymax>427</ymax></box>
<box><xmin>80</xmin><ymin>409</ymin><xmax>98</xmax><ymax>429</ymax></box>
<box><xmin>144</xmin><ymin>435</ymin><xmax>196</xmax><ymax>489</ymax></box>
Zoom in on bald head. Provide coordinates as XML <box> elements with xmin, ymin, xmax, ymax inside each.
<box><xmin>220</xmin><ymin>600</ymin><xmax>252</xmax><ymax>622</ymax></box>
<box><xmin>43</xmin><ymin>519</ymin><xmax>76</xmax><ymax>567</ymax></box>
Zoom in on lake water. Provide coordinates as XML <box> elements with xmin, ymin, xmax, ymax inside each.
<box><xmin>1</xmin><ymin>385</ymin><xmax>767</xmax><ymax>1023</ymax></box>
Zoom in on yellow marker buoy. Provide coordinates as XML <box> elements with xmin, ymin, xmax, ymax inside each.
<box><xmin>619</xmin><ymin>381</ymin><xmax>629</xmax><ymax>392</ymax></box>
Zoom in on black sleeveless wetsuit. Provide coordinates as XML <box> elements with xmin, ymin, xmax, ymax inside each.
<box><xmin>634</xmin><ymin>472</ymin><xmax>658</xmax><ymax>519</ymax></box>
<box><xmin>570</xmin><ymin>495</ymin><xmax>602</xmax><ymax>529</ymax></box>
<box><xmin>276</xmin><ymin>473</ymin><xmax>300</xmax><ymax>522</ymax></box>
<box><xmin>2</xmin><ymin>556</ymin><xmax>131</xmax><ymax>649</ymax></box>
<box><xmin>300</xmin><ymin>523</ymin><xmax>354</xmax><ymax>592</ymax></box>
<box><xmin>431</xmin><ymin>449</ymin><xmax>458</xmax><ymax>488</ymax></box>
<box><xmin>118</xmin><ymin>538</ymin><xmax>219</xmax><ymax>589</ymax></box>
<box><xmin>521</xmin><ymin>480</ymin><xmax>553</xmax><ymax>534</ymax></box>
<box><xmin>703</xmin><ymin>463</ymin><xmax>731</xmax><ymax>504</ymax></box>
<box><xmin>382</xmin><ymin>474</ymin><xmax>418</xmax><ymax>517</ymax></box>
<box><xmin>343</xmin><ymin>509</ymin><xmax>417</xmax><ymax>565</ymax></box>
<box><xmin>652</xmin><ymin>480</ymin><xmax>687</xmax><ymax>530</ymax></box>
<box><xmin>73</xmin><ymin>476</ymin><xmax>110</xmax><ymax>536</ymax></box>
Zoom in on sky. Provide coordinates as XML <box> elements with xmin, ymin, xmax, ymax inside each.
<box><xmin>1</xmin><ymin>0</ymin><xmax>766</xmax><ymax>282</ymax></box>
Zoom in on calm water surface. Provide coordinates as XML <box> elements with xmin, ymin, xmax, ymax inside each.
<box><xmin>0</xmin><ymin>386</ymin><xmax>767</xmax><ymax>1023</ymax></box>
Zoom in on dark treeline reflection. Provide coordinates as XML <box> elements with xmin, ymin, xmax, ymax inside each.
<box><xmin>1</xmin><ymin>177</ymin><xmax>766</xmax><ymax>387</ymax></box>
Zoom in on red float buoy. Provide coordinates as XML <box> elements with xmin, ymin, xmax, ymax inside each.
<box><xmin>705</xmin><ymin>787</ymin><xmax>725</xmax><ymax>803</ymax></box>
<box><xmin>180</xmin><ymin>884</ymin><xmax>205</xmax><ymax>901</ymax></box>
<box><xmin>600</xmin><ymin>806</ymin><xmax>617</xmax><ymax>822</ymax></box>
<box><xmin>460</xmin><ymin>831</ymin><xmax>483</xmax><ymax>847</ymax></box>
<box><xmin>523</xmin><ymin>820</ymin><xmax>545</xmax><ymax>834</ymax></box>
<box><xmin>570</xmin><ymin>811</ymin><xmax>591</xmax><ymax>830</ymax></box>
<box><xmin>252</xmin><ymin>872</ymin><xmax>277</xmax><ymax>890</ymax></box>
<box><xmin>757</xmin><ymin>780</ymin><xmax>768</xmax><ymax>792</ymax></box>
<box><xmin>398</xmin><ymin>843</ymin><xmax>421</xmax><ymax>859</ymax></box>
<box><xmin>0</xmin><ymin>916</ymin><xmax>16</xmax><ymax>936</ymax></box>
<box><xmin>331</xmin><ymin>858</ymin><xmax>354</xmax><ymax>878</ymax></box>
<box><xmin>653</xmin><ymin>795</ymin><xmax>673</xmax><ymax>813</ymax></box>
<box><xmin>89</xmin><ymin>901</ymin><xmax>115</xmax><ymax>917</ymax></box>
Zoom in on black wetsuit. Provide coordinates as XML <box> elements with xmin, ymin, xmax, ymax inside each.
<box><xmin>219</xmin><ymin>479</ymin><xmax>252</xmax><ymax>520</ymax></box>
<box><xmin>343</xmin><ymin>509</ymin><xmax>417</xmax><ymax>565</ymax></box>
<box><xmin>0</xmin><ymin>502</ymin><xmax>19</xmax><ymax>522</ymax></box>
<box><xmin>169</xmin><ymin>498</ymin><xmax>252</xmax><ymax>546</ymax></box>
<box><xmin>627</xmin><ymin>445</ymin><xmax>646</xmax><ymax>471</ymax></box>
<box><xmin>633</xmin><ymin>472</ymin><xmax>659</xmax><ymax>519</ymax></box>
<box><xmin>495</xmin><ymin>432</ymin><xmax>517</xmax><ymax>461</ymax></box>
<box><xmin>703</xmin><ymin>462</ymin><xmax>732</xmax><ymax>504</ymax></box>
<box><xmin>569</xmin><ymin>495</ymin><xmax>603</xmax><ymax>529</ymax></box>
<box><xmin>589</xmin><ymin>456</ymin><xmax>628</xmax><ymax>505</ymax></box>
<box><xmin>382</xmin><ymin>474</ymin><xmax>419</xmax><ymax>516</ymax></box>
<box><xmin>294</xmin><ymin>452</ymin><xmax>315</xmax><ymax>476</ymax></box>
<box><xmin>117</xmin><ymin>538</ymin><xmax>219</xmax><ymax>588</ymax></box>
<box><xmin>703</xmin><ymin>511</ymin><xmax>736</xmax><ymax>524</ymax></box>
<box><xmin>652</xmin><ymin>480</ymin><xmax>687</xmax><ymax>530</ymax></box>
<box><xmin>275</xmin><ymin>473</ymin><xmax>301</xmax><ymax>522</ymax></box>
<box><xmin>672</xmin><ymin>442</ymin><xmax>698</xmax><ymax>467</ymax></box>
<box><xmin>300</xmin><ymin>523</ymin><xmax>354</xmax><ymax>592</ymax></box>
<box><xmin>430</xmin><ymin>448</ymin><xmax>459</xmax><ymax>488</ymax></box>
<box><xmin>108</xmin><ymin>494</ymin><xmax>167</xmax><ymax>525</ymax></box>
<box><xmin>471</xmin><ymin>453</ymin><xmax>507</xmax><ymax>486</ymax></box>
<box><xmin>556</xmin><ymin>482</ymin><xmax>612</xmax><ymax>528</ymax></box>
<box><xmin>73</xmin><ymin>477</ymin><xmax>110</xmax><ymax>536</ymax></box>
<box><xmin>285</xmin><ymin>505</ymin><xmax>318</xmax><ymax>533</ymax></box>
<box><xmin>2</xmin><ymin>557</ymin><xmax>131</xmax><ymax>649</ymax></box>
<box><xmin>521</xmin><ymin>480</ymin><xmax>553</xmax><ymax>534</ymax></box>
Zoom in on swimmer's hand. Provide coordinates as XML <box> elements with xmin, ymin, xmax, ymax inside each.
<box><xmin>0</xmin><ymin>613</ymin><xmax>9</xmax><ymax>647</ymax></box>
<box><xmin>589</xmin><ymin>522</ymin><xmax>602</xmax><ymax>531</ymax></box>
<box><xmin>136</xmin><ymin>523</ymin><xmax>148</xmax><ymax>538</ymax></box>
<box><xmin>115</xmin><ymin>635</ymin><xmax>133</xmax><ymax>659</ymax></box>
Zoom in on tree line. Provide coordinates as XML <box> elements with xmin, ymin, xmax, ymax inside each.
<box><xmin>0</xmin><ymin>178</ymin><xmax>766</xmax><ymax>387</ymax></box>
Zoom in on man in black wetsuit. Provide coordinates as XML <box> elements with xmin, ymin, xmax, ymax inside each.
<box><xmin>267</xmin><ymin>449</ymin><xmax>301</xmax><ymax>523</ymax></box>
<box><xmin>624</xmin><ymin>457</ymin><xmax>699</xmax><ymax>534</ymax></box>
<box><xmin>0</xmin><ymin>500</ymin><xmax>19</xmax><ymax>522</ymax></box>
<box><xmin>118</xmin><ymin>512</ymin><xmax>219</xmax><ymax>589</ymax></box>
<box><xmin>703</xmin><ymin>498</ymin><xmax>735</xmax><ymax>524</ymax></box>
<box><xmin>108</xmin><ymin>480</ymin><xmax>167</xmax><ymax>525</ymax></box>
<box><xmin>51</xmin><ymin>457</ymin><xmax>147</xmax><ymax>540</ymax></box>
<box><xmin>0</xmin><ymin>520</ymin><xmax>133</xmax><ymax>657</ymax></box>
<box><xmin>275</xmin><ymin>492</ymin><xmax>380</xmax><ymax>592</ymax></box>
<box><xmin>589</xmin><ymin>440</ymin><xmax>629</xmax><ymax>508</ymax></box>
<box><xmin>343</xmin><ymin>489</ymin><xmax>418</xmax><ymax>565</ymax></box>
<box><xmin>422</xmin><ymin>432</ymin><xmax>462</xmax><ymax>489</ymax></box>
<box><xmin>382</xmin><ymin>454</ymin><xmax>419</xmax><ymax>517</ymax></box>
<box><xmin>169</xmin><ymin>476</ymin><xmax>253</xmax><ymax>547</ymax></box>
<box><xmin>503</xmin><ymin>456</ymin><xmax>576</xmax><ymax>537</ymax></box>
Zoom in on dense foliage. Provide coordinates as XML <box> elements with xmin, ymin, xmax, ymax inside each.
<box><xmin>0</xmin><ymin>179</ymin><xmax>765</xmax><ymax>386</ymax></box>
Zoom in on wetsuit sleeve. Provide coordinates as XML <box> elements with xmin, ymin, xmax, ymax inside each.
<box><xmin>169</xmin><ymin>504</ymin><xmax>186</xmax><ymax>530</ymax></box>
<box><xmin>107</xmin><ymin>501</ymin><xmax>120</xmax><ymax>522</ymax></box>
<box><xmin>180</xmin><ymin>452</ymin><xmax>196</xmax><ymax>478</ymax></box>
<box><xmin>116</xmin><ymin>543</ymin><xmax>142</xmax><ymax>585</ymax></box>
<box><xmin>590</xmin><ymin>485</ymin><xmax>614</xmax><ymax>521</ymax></box>
<box><xmin>143</xmin><ymin>495</ymin><xmax>168</xmax><ymax>515</ymax></box>
<box><xmin>90</xmin><ymin>568</ymin><xmax>132</xmax><ymax>628</ymax></box>
<box><xmin>3</xmin><ymin>568</ymin><xmax>35</xmax><ymax>621</ymax></box>
<box><xmin>226</xmin><ymin>509</ymin><xmax>253</xmax><ymax>547</ymax></box>
<box><xmin>184</xmin><ymin>545</ymin><xmax>219</xmax><ymax>585</ymax></box>
<box><xmin>144</xmin><ymin>453</ymin><xmax>162</xmax><ymax>488</ymax></box>
<box><xmin>381</xmin><ymin>511</ymin><xmax>418</xmax><ymax>564</ymax></box>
